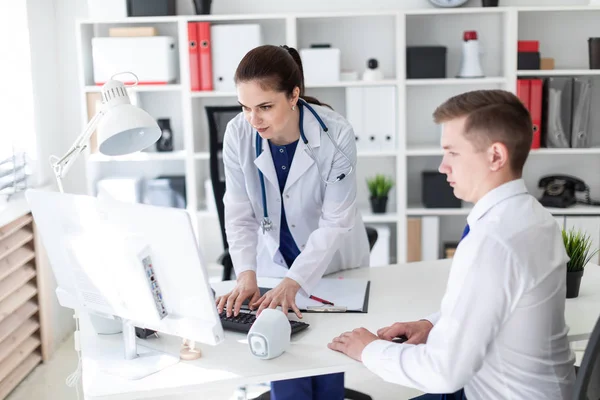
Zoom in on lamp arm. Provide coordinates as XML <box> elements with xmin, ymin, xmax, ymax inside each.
<box><xmin>50</xmin><ymin>109</ymin><xmax>105</xmax><ymax>192</ymax></box>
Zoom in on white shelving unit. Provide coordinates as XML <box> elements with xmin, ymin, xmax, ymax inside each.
<box><xmin>75</xmin><ymin>5</ymin><xmax>600</xmax><ymax>265</ymax></box>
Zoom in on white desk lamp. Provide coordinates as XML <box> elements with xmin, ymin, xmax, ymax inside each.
<box><xmin>47</xmin><ymin>72</ymin><xmax>200</xmax><ymax>389</ymax></box>
<box><xmin>50</xmin><ymin>72</ymin><xmax>161</xmax><ymax>192</ymax></box>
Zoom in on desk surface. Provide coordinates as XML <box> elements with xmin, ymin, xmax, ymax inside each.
<box><xmin>81</xmin><ymin>260</ymin><xmax>600</xmax><ymax>400</ymax></box>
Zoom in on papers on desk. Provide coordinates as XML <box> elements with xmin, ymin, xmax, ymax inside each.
<box><xmin>297</xmin><ymin>278</ymin><xmax>370</xmax><ymax>312</ymax></box>
<box><xmin>211</xmin><ymin>277</ymin><xmax>371</xmax><ymax>313</ymax></box>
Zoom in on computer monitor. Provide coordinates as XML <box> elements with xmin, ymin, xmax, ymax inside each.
<box><xmin>25</xmin><ymin>189</ymin><xmax>224</xmax><ymax>379</ymax></box>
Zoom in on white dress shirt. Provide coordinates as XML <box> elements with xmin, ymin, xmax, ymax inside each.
<box><xmin>362</xmin><ymin>179</ymin><xmax>576</xmax><ymax>399</ymax></box>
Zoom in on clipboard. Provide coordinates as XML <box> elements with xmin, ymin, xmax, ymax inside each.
<box><xmin>305</xmin><ymin>281</ymin><xmax>370</xmax><ymax>313</ymax></box>
<box><xmin>216</xmin><ymin>278</ymin><xmax>371</xmax><ymax>314</ymax></box>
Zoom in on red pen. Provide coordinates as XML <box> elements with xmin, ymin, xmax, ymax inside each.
<box><xmin>309</xmin><ymin>295</ymin><xmax>334</xmax><ymax>306</ymax></box>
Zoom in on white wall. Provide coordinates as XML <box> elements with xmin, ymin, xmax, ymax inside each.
<box><xmin>25</xmin><ymin>0</ymin><xmax>77</xmax><ymax>356</ymax></box>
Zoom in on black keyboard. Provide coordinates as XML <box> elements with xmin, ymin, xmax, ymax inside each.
<box><xmin>218</xmin><ymin>310</ymin><xmax>309</xmax><ymax>335</ymax></box>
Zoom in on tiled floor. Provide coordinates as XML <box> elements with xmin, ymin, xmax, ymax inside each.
<box><xmin>5</xmin><ymin>262</ymin><xmax>586</xmax><ymax>400</ymax></box>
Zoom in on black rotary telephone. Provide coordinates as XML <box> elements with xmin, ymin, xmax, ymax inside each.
<box><xmin>538</xmin><ymin>174</ymin><xmax>600</xmax><ymax>208</ymax></box>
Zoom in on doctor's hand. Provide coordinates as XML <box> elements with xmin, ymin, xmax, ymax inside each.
<box><xmin>328</xmin><ymin>328</ymin><xmax>379</xmax><ymax>362</ymax></box>
<box><xmin>253</xmin><ymin>278</ymin><xmax>303</xmax><ymax>319</ymax></box>
<box><xmin>216</xmin><ymin>271</ymin><xmax>260</xmax><ymax>317</ymax></box>
<box><xmin>376</xmin><ymin>320</ymin><xmax>433</xmax><ymax>345</ymax></box>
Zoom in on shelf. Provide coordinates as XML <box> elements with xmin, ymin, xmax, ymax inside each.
<box><xmin>406</xmin><ymin>204</ymin><xmax>600</xmax><ymax>217</ymax></box>
<box><xmin>84</xmin><ymin>84</ymin><xmax>181</xmax><ymax>93</ymax></box>
<box><xmin>517</xmin><ymin>70</ymin><xmax>600</xmax><ymax>76</ymax></box>
<box><xmin>357</xmin><ymin>150</ymin><xmax>398</xmax><ymax>157</ymax></box>
<box><xmin>88</xmin><ymin>151</ymin><xmax>186</xmax><ymax>162</ymax></box>
<box><xmin>406</xmin><ymin>77</ymin><xmax>506</xmax><ymax>86</ymax></box>
<box><xmin>194</xmin><ymin>152</ymin><xmax>210</xmax><ymax>160</ymax></box>
<box><xmin>530</xmin><ymin>148</ymin><xmax>600</xmax><ymax>155</ymax></box>
<box><xmin>406</xmin><ymin>206</ymin><xmax>471</xmax><ymax>216</ymax></box>
<box><xmin>516</xmin><ymin>5</ymin><xmax>600</xmax><ymax>13</ymax></box>
<box><xmin>306</xmin><ymin>80</ymin><xmax>399</xmax><ymax>88</ymax></box>
<box><xmin>545</xmin><ymin>205</ymin><xmax>600</xmax><ymax>216</ymax></box>
<box><xmin>404</xmin><ymin>7</ymin><xmax>505</xmax><ymax>16</ymax></box>
<box><xmin>191</xmin><ymin>91</ymin><xmax>237</xmax><ymax>98</ymax></box>
<box><xmin>406</xmin><ymin>147</ymin><xmax>600</xmax><ymax>157</ymax></box>
<box><xmin>361</xmin><ymin>212</ymin><xmax>398</xmax><ymax>223</ymax></box>
<box><xmin>406</xmin><ymin>147</ymin><xmax>442</xmax><ymax>156</ymax></box>
<box><xmin>190</xmin><ymin>80</ymin><xmax>399</xmax><ymax>97</ymax></box>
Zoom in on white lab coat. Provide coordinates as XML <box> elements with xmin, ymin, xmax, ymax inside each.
<box><xmin>222</xmin><ymin>102</ymin><xmax>370</xmax><ymax>295</ymax></box>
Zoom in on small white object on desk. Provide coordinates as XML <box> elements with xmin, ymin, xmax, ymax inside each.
<box><xmin>248</xmin><ymin>309</ymin><xmax>291</xmax><ymax>360</ymax></box>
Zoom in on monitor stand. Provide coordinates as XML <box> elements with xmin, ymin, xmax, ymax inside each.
<box><xmin>98</xmin><ymin>320</ymin><xmax>179</xmax><ymax>380</ymax></box>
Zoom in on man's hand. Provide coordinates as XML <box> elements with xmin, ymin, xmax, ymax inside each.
<box><xmin>215</xmin><ymin>271</ymin><xmax>260</xmax><ymax>317</ymax></box>
<box><xmin>376</xmin><ymin>320</ymin><xmax>433</xmax><ymax>345</ymax></box>
<box><xmin>252</xmin><ymin>277</ymin><xmax>303</xmax><ymax>318</ymax></box>
<box><xmin>328</xmin><ymin>328</ymin><xmax>379</xmax><ymax>362</ymax></box>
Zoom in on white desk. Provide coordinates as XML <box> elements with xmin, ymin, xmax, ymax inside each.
<box><xmin>80</xmin><ymin>260</ymin><xmax>600</xmax><ymax>400</ymax></box>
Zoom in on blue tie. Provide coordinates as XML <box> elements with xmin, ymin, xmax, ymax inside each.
<box><xmin>460</xmin><ymin>223</ymin><xmax>470</xmax><ymax>241</ymax></box>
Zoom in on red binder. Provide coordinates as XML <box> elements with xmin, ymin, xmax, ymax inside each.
<box><xmin>516</xmin><ymin>79</ymin><xmax>530</xmax><ymax>109</ymax></box>
<box><xmin>188</xmin><ymin>22</ymin><xmax>200</xmax><ymax>91</ymax></box>
<box><xmin>529</xmin><ymin>79</ymin><xmax>543</xmax><ymax>149</ymax></box>
<box><xmin>197</xmin><ymin>22</ymin><xmax>213</xmax><ymax>91</ymax></box>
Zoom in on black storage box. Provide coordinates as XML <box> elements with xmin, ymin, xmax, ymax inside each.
<box><xmin>407</xmin><ymin>46</ymin><xmax>447</xmax><ymax>79</ymax></box>
<box><xmin>517</xmin><ymin>52</ymin><xmax>540</xmax><ymax>70</ymax></box>
<box><xmin>128</xmin><ymin>0</ymin><xmax>176</xmax><ymax>16</ymax></box>
<box><xmin>422</xmin><ymin>171</ymin><xmax>461</xmax><ymax>208</ymax></box>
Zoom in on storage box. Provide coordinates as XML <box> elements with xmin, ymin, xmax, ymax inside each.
<box><xmin>91</xmin><ymin>36</ymin><xmax>177</xmax><ymax>85</ymax></box>
<box><xmin>127</xmin><ymin>0</ymin><xmax>175</xmax><ymax>16</ymax></box>
<box><xmin>407</xmin><ymin>46</ymin><xmax>447</xmax><ymax>79</ymax></box>
<box><xmin>300</xmin><ymin>48</ymin><xmax>341</xmax><ymax>85</ymax></box>
<box><xmin>517</xmin><ymin>52</ymin><xmax>540</xmax><ymax>70</ymax></box>
<box><xmin>422</xmin><ymin>171</ymin><xmax>461</xmax><ymax>208</ymax></box>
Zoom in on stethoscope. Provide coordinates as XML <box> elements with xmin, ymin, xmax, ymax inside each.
<box><xmin>256</xmin><ymin>98</ymin><xmax>354</xmax><ymax>234</ymax></box>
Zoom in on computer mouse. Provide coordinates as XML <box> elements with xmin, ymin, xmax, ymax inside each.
<box><xmin>392</xmin><ymin>335</ymin><xmax>408</xmax><ymax>343</ymax></box>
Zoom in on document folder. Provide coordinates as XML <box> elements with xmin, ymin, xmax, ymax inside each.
<box><xmin>571</xmin><ymin>77</ymin><xmax>593</xmax><ymax>148</ymax></box>
<box><xmin>543</xmin><ymin>77</ymin><xmax>572</xmax><ymax>148</ymax></box>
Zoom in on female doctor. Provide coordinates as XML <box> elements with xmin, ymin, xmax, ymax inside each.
<box><xmin>215</xmin><ymin>44</ymin><xmax>370</xmax><ymax>400</ymax></box>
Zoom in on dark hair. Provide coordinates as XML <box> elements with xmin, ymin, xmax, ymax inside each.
<box><xmin>234</xmin><ymin>44</ymin><xmax>330</xmax><ymax>108</ymax></box>
<box><xmin>432</xmin><ymin>89</ymin><xmax>533</xmax><ymax>174</ymax></box>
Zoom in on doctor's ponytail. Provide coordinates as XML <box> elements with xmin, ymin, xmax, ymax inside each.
<box><xmin>234</xmin><ymin>44</ymin><xmax>331</xmax><ymax>109</ymax></box>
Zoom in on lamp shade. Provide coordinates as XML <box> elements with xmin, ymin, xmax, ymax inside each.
<box><xmin>96</xmin><ymin>78</ymin><xmax>161</xmax><ymax>156</ymax></box>
<box><xmin>97</xmin><ymin>104</ymin><xmax>161</xmax><ymax>156</ymax></box>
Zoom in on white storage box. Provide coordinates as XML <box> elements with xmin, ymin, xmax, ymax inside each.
<box><xmin>211</xmin><ymin>24</ymin><xmax>262</xmax><ymax>92</ymax></box>
<box><xmin>91</xmin><ymin>36</ymin><xmax>177</xmax><ymax>85</ymax></box>
<box><xmin>300</xmin><ymin>48</ymin><xmax>340</xmax><ymax>85</ymax></box>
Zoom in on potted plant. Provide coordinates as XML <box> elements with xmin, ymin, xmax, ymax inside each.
<box><xmin>562</xmin><ymin>227</ymin><xmax>599</xmax><ymax>298</ymax></box>
<box><xmin>366</xmin><ymin>174</ymin><xmax>394</xmax><ymax>214</ymax></box>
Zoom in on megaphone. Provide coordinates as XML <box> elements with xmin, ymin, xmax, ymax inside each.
<box><xmin>458</xmin><ymin>31</ymin><xmax>484</xmax><ymax>78</ymax></box>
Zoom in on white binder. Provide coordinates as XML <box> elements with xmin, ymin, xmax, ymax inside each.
<box><xmin>366</xmin><ymin>86</ymin><xmax>396</xmax><ymax>151</ymax></box>
<box><xmin>345</xmin><ymin>87</ymin><xmax>369</xmax><ymax>151</ymax></box>
<box><xmin>211</xmin><ymin>24</ymin><xmax>262</xmax><ymax>92</ymax></box>
<box><xmin>345</xmin><ymin>86</ymin><xmax>397</xmax><ymax>152</ymax></box>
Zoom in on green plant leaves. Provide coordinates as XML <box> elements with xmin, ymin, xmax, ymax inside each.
<box><xmin>562</xmin><ymin>227</ymin><xmax>600</xmax><ymax>272</ymax></box>
<box><xmin>366</xmin><ymin>174</ymin><xmax>394</xmax><ymax>198</ymax></box>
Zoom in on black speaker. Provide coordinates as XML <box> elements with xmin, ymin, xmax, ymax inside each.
<box><xmin>422</xmin><ymin>171</ymin><xmax>461</xmax><ymax>208</ymax></box>
<box><xmin>127</xmin><ymin>0</ymin><xmax>175</xmax><ymax>17</ymax></box>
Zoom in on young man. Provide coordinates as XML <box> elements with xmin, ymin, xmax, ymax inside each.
<box><xmin>328</xmin><ymin>89</ymin><xmax>576</xmax><ymax>399</ymax></box>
